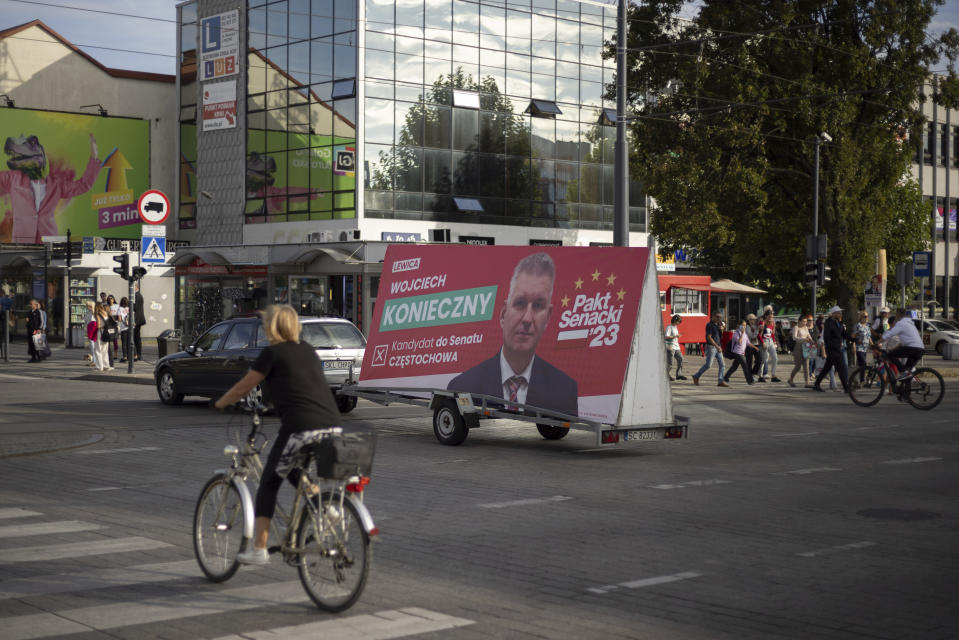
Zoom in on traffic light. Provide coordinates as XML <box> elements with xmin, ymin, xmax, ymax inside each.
<box><xmin>131</xmin><ymin>266</ymin><xmax>147</xmax><ymax>281</ymax></box>
<box><xmin>817</xmin><ymin>262</ymin><xmax>831</xmax><ymax>286</ymax></box>
<box><xmin>112</xmin><ymin>253</ymin><xmax>129</xmax><ymax>280</ymax></box>
<box><xmin>804</xmin><ymin>262</ymin><xmax>818</xmax><ymax>284</ymax></box>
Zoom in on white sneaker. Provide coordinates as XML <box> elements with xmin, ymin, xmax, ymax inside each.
<box><xmin>236</xmin><ymin>547</ymin><xmax>270</xmax><ymax>565</ymax></box>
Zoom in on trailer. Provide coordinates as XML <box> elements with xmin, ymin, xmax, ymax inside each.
<box><xmin>340</xmin><ymin>384</ymin><xmax>689</xmax><ymax>447</ymax></box>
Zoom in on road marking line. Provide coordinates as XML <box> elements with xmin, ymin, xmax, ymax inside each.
<box><xmin>881</xmin><ymin>457</ymin><xmax>942</xmax><ymax>465</ymax></box>
<box><xmin>74</xmin><ymin>446</ymin><xmax>161</xmax><ymax>455</ymax></box>
<box><xmin>0</xmin><ymin>508</ymin><xmax>41</xmax><ymax>520</ymax></box>
<box><xmin>772</xmin><ymin>431</ymin><xmax>820</xmax><ymax>438</ymax></box>
<box><xmin>648</xmin><ymin>479</ymin><xmax>730</xmax><ymax>490</ymax></box>
<box><xmin>0</xmin><ymin>560</ymin><xmax>198</xmax><ymax>600</ymax></box>
<box><xmin>0</xmin><ymin>537</ymin><xmax>173</xmax><ymax>564</ymax></box>
<box><xmin>797</xmin><ymin>541</ymin><xmax>875</xmax><ymax>558</ymax></box>
<box><xmin>86</xmin><ymin>487</ymin><xmax>123</xmax><ymax>492</ymax></box>
<box><xmin>0</xmin><ymin>521</ymin><xmax>103</xmax><ymax>539</ymax></box>
<box><xmin>210</xmin><ymin>607</ymin><xmax>475</xmax><ymax>640</ymax></box>
<box><xmin>588</xmin><ymin>571</ymin><xmax>703</xmax><ymax>594</ymax></box>
<box><xmin>776</xmin><ymin>467</ymin><xmax>842</xmax><ymax>476</ymax></box>
<box><xmin>1</xmin><ymin>581</ymin><xmax>308</xmax><ymax>640</ymax></box>
<box><xmin>479</xmin><ymin>495</ymin><xmax>573</xmax><ymax>509</ymax></box>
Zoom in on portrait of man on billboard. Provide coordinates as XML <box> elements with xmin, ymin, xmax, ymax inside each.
<box><xmin>447</xmin><ymin>252</ymin><xmax>578</xmax><ymax>416</ymax></box>
<box><xmin>0</xmin><ymin>133</ymin><xmax>101</xmax><ymax>243</ymax></box>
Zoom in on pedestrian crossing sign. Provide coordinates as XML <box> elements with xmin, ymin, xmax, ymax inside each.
<box><xmin>141</xmin><ymin>236</ymin><xmax>166</xmax><ymax>263</ymax></box>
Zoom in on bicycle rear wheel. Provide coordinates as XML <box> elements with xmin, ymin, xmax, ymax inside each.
<box><xmin>848</xmin><ymin>366</ymin><xmax>884</xmax><ymax>407</ymax></box>
<box><xmin>193</xmin><ymin>475</ymin><xmax>248</xmax><ymax>582</ymax></box>
<box><xmin>296</xmin><ymin>495</ymin><xmax>371</xmax><ymax>612</ymax></box>
<box><xmin>905</xmin><ymin>368</ymin><xmax>945</xmax><ymax>410</ymax></box>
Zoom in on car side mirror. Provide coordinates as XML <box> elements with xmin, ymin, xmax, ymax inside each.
<box><xmin>185</xmin><ymin>344</ymin><xmax>196</xmax><ymax>354</ymax></box>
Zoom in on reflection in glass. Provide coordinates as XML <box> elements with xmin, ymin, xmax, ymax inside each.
<box><xmin>290</xmin><ymin>0</ymin><xmax>311</xmax><ymax>40</ymax></box>
<box><xmin>425</xmin><ymin>0</ymin><xmax>452</xmax><ymax>30</ymax></box>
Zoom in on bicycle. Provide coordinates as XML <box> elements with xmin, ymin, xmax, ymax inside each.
<box><xmin>848</xmin><ymin>348</ymin><xmax>945</xmax><ymax>410</ymax></box>
<box><xmin>192</xmin><ymin>400</ymin><xmax>378</xmax><ymax>612</ymax></box>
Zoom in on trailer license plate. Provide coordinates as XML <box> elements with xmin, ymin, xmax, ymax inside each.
<box><xmin>324</xmin><ymin>360</ymin><xmax>353</xmax><ymax>370</ymax></box>
<box><xmin>623</xmin><ymin>430</ymin><xmax>657</xmax><ymax>442</ymax></box>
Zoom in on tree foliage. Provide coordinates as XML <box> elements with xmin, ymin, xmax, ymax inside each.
<box><xmin>618</xmin><ymin>0</ymin><xmax>958</xmax><ymax>313</ymax></box>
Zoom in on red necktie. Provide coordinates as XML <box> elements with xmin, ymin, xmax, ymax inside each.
<box><xmin>506</xmin><ymin>375</ymin><xmax>527</xmax><ymax>405</ymax></box>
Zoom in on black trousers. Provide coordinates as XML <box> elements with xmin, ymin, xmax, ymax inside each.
<box><xmin>724</xmin><ymin>353</ymin><xmax>753</xmax><ymax>383</ymax></box>
<box><xmin>746</xmin><ymin>345</ymin><xmax>759</xmax><ymax>375</ymax></box>
<box><xmin>815</xmin><ymin>351</ymin><xmax>849</xmax><ymax>391</ymax></box>
<box><xmin>255</xmin><ymin>427</ymin><xmax>304</xmax><ymax>519</ymax></box>
<box><xmin>133</xmin><ymin>324</ymin><xmax>143</xmax><ymax>358</ymax></box>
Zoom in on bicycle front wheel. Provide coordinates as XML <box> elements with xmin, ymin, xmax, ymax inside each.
<box><xmin>193</xmin><ymin>475</ymin><xmax>248</xmax><ymax>582</ymax></box>
<box><xmin>296</xmin><ymin>495</ymin><xmax>371</xmax><ymax>612</ymax></box>
<box><xmin>905</xmin><ymin>368</ymin><xmax>945</xmax><ymax>411</ymax></box>
<box><xmin>848</xmin><ymin>366</ymin><xmax>884</xmax><ymax>407</ymax></box>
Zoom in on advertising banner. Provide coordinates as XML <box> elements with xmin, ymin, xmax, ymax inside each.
<box><xmin>199</xmin><ymin>10</ymin><xmax>239</xmax><ymax>81</ymax></box>
<box><xmin>201</xmin><ymin>81</ymin><xmax>237</xmax><ymax>130</ymax></box>
<box><xmin>0</xmin><ymin>109</ymin><xmax>149</xmax><ymax>243</ymax></box>
<box><xmin>359</xmin><ymin>245</ymin><xmax>653</xmax><ymax>423</ymax></box>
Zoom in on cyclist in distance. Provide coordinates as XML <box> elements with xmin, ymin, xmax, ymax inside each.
<box><xmin>880</xmin><ymin>307</ymin><xmax>925</xmax><ymax>379</ymax></box>
<box><xmin>214</xmin><ymin>304</ymin><xmax>342</xmax><ymax>565</ymax></box>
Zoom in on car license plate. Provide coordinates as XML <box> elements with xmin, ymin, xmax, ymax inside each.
<box><xmin>323</xmin><ymin>360</ymin><xmax>353</xmax><ymax>370</ymax></box>
<box><xmin>622</xmin><ymin>430</ymin><xmax>657</xmax><ymax>442</ymax></box>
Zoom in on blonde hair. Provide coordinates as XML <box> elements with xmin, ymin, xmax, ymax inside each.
<box><xmin>261</xmin><ymin>304</ymin><xmax>301</xmax><ymax>344</ymax></box>
<box><xmin>85</xmin><ymin>300</ymin><xmax>96</xmax><ymax>311</ymax></box>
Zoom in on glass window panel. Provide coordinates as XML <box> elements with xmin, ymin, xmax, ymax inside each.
<box><xmin>266</xmin><ymin>46</ymin><xmax>289</xmax><ymax>81</ymax></box>
<box><xmin>531</xmin><ymin>118</ymin><xmax>554</xmax><ymax>158</ymax></box>
<box><xmin>395</xmin><ymin>82</ymin><xmax>424</xmax><ymax>101</ymax></box>
<box><xmin>580</xmin><ymin>22</ymin><xmax>601</xmax><ymax>47</ymax></box>
<box><xmin>581</xmin><ymin>63</ymin><xmax>601</xmax><ymax>82</ymax></box>
<box><xmin>365</xmin><ymin>98</ymin><xmax>394</xmax><ymax>143</ymax></box>
<box><xmin>395</xmin><ymin>146</ymin><xmax>423</xmax><ymax>191</ymax></box>
<box><xmin>505</xmin><ymin>52</ymin><xmax>529</xmax><ymax>71</ymax></box>
<box><xmin>478</xmin><ymin>112</ymin><xmax>506</xmax><ymax>153</ymax></box>
<box><xmin>556</xmin><ymin>60</ymin><xmax>578</xmax><ymax>79</ymax></box>
<box><xmin>289</xmin><ymin>41</ymin><xmax>310</xmax><ymax>85</ymax></box>
<box><xmin>581</xmin><ymin>44</ymin><xmax>602</xmax><ymax>64</ymax></box>
<box><xmin>453</xmin><ymin>107</ymin><xmax>478</xmax><ymax>149</ymax></box>
<box><xmin>506</xmin><ymin>36</ymin><xmax>531</xmax><ymax>55</ymax></box>
<box><xmin>505</xmin><ymin>156</ymin><xmax>531</xmax><ymax>198</ymax></box>
<box><xmin>602</xmin><ymin>164</ymin><xmax>614</xmax><ymax>204</ymax></box>
<box><xmin>396</xmin><ymin>35</ymin><xmax>422</xmax><ymax>55</ymax></box>
<box><xmin>395</xmin><ymin>190</ymin><xmax>423</xmax><ymax>211</ymax></box>
<box><xmin>532</xmin><ymin>14</ymin><xmax>554</xmax><ymax>43</ymax></box>
<box><xmin>532</xmin><ymin>158</ymin><xmax>554</xmax><ymax>201</ymax></box>
<box><xmin>311</xmin><ymin>81</ymin><xmax>333</xmax><ymax>102</ymax></box>
<box><xmin>425</xmin><ymin>0</ymin><xmax>451</xmax><ymax>29</ymax></box>
<box><xmin>452</xmin><ymin>152</ymin><xmax>480</xmax><ymax>195</ymax></box>
<box><xmin>395</xmin><ymin>53</ymin><xmax>424</xmax><ymax>85</ymax></box>
<box><xmin>313</xmin><ymin>0</ymin><xmax>334</xmax><ymax>36</ymax></box>
<box><xmin>310</xmin><ymin>39</ymin><xmax>333</xmax><ymax>84</ymax></box>
<box><xmin>425</xmin><ymin>58</ymin><xmax>451</xmax><ymax>85</ymax></box>
<box><xmin>266</xmin><ymin>89</ymin><xmax>290</xmax><ymax>109</ymax></box>
<box><xmin>366</xmin><ymin>0</ymin><xmax>394</xmax><ymax>29</ymax></box>
<box><xmin>365</xmin><ymin>43</ymin><xmax>395</xmax><ymax>80</ymax></box>
<box><xmin>481</xmin><ymin>5</ymin><xmax>506</xmax><ymax>36</ymax></box>
<box><xmin>310</xmin><ymin>146</ymin><xmax>333</xmax><ymax>192</ymax></box>
<box><xmin>182</xmin><ymin>2</ymin><xmax>197</xmax><ymax>23</ymax></box>
<box><xmin>424</xmin><ymin>148</ymin><xmax>453</xmax><ymax>193</ymax></box>
<box><xmin>507</xmin><ymin>9</ymin><xmax>530</xmax><ymax>37</ymax></box>
<box><xmin>425</xmin><ymin>26</ymin><xmax>452</xmax><ymax>42</ymax></box>
<box><xmin>453</xmin><ymin>44</ymin><xmax>479</xmax><ymax>66</ymax></box>
<box><xmin>248</xmin><ymin>8</ymin><xmax>266</xmax><ymax>51</ymax></box>
<box><xmin>557</xmin><ymin>41</ymin><xmax>578</xmax><ymax>62</ymax></box>
<box><xmin>396</xmin><ymin>0</ymin><xmax>423</xmax><ymax>28</ymax></box>
<box><xmin>531</xmin><ymin>73</ymin><xmax>555</xmax><ymax>101</ymax></box>
<box><xmin>531</xmin><ymin>56</ymin><xmax>554</xmax><ymax>77</ymax></box>
<box><xmin>480</xmin><ymin>32</ymin><xmax>506</xmax><ymax>52</ymax></box>
<box><xmin>331</xmin><ymin>78</ymin><xmax>355</xmax><ymax>98</ymax></box>
<box><xmin>452</xmin><ymin>28</ymin><xmax>478</xmax><ymax>48</ymax></box>
<box><xmin>580</xmin><ymin>80</ymin><xmax>602</xmax><ymax>106</ymax></box>
<box><xmin>554</xmin><ymin>160</ymin><xmax>576</xmax><ymax>202</ymax></box>
<box><xmin>395</xmin><ymin>101</ymin><xmax>423</xmax><ymax>145</ymax></box>
<box><xmin>532</xmin><ymin>0</ymin><xmax>555</xmax><ymax>15</ymax></box>
<box><xmin>579</xmin><ymin>163</ymin><xmax>602</xmax><ymax>203</ymax></box>
<box><xmin>506</xmin><ymin>68</ymin><xmax>530</xmax><ymax>97</ymax></box>
<box><xmin>478</xmin><ymin>153</ymin><xmax>505</xmax><ymax>197</ymax></box>
<box><xmin>480</xmin><ymin>48</ymin><xmax>505</xmax><ymax>68</ymax></box>
<box><xmin>365</xmin><ymin>143</ymin><xmax>393</xmax><ymax>189</ymax></box>
<box><xmin>267</xmin><ymin>1</ymin><xmax>289</xmax><ymax>48</ymax></box>
<box><xmin>556</xmin><ymin>75</ymin><xmax>577</xmax><ymax>104</ymax></box>
<box><xmin>290</xmin><ymin>0</ymin><xmax>311</xmax><ymax>40</ymax></box>
<box><xmin>555</xmin><ymin>120</ymin><xmax>577</xmax><ymax>160</ymax></box>
<box><xmin>453</xmin><ymin>1</ymin><xmax>479</xmax><ymax>47</ymax></box>
<box><xmin>334</xmin><ymin>0</ymin><xmax>357</xmax><ymax>33</ymax></box>
<box><xmin>424</xmin><ymin>105</ymin><xmax>451</xmax><ymax>148</ymax></box>
<box><xmin>479</xmin><ymin>66</ymin><xmax>506</xmax><ymax>95</ymax></box>
<box><xmin>506</xmin><ymin>117</ymin><xmax>530</xmax><ymax>154</ymax></box>
<box><xmin>334</xmin><ymin>44</ymin><xmax>356</xmax><ymax>79</ymax></box>
<box><xmin>334</xmin><ymin>97</ymin><xmax>356</xmax><ymax>124</ymax></box>
<box><xmin>367</xmin><ymin>80</ymin><xmax>393</xmax><ymax>100</ymax></box>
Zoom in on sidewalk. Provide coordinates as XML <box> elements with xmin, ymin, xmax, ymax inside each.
<box><xmin>0</xmin><ymin>340</ymin><xmax>158</xmax><ymax>385</ymax></box>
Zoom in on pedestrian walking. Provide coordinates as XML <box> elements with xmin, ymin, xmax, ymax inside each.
<box><xmin>25</xmin><ymin>299</ymin><xmax>43</xmax><ymax>362</ymax></box>
<box><xmin>723</xmin><ymin>318</ymin><xmax>756</xmax><ymax>384</ymax></box>
<box><xmin>745</xmin><ymin>313</ymin><xmax>761</xmax><ymax>376</ymax></box>
<box><xmin>83</xmin><ymin>300</ymin><xmax>96</xmax><ymax>365</ymax></box>
<box><xmin>664</xmin><ymin>314</ymin><xmax>686</xmax><ymax>381</ymax></box>
<box><xmin>787</xmin><ymin>314</ymin><xmax>815</xmax><ymax>387</ymax></box>
<box><xmin>134</xmin><ymin>283</ymin><xmax>146</xmax><ymax>361</ymax></box>
<box><xmin>812</xmin><ymin>306</ymin><xmax>855</xmax><ymax>392</ymax></box>
<box><xmin>107</xmin><ymin>294</ymin><xmax>120</xmax><ymax>362</ymax></box>
<box><xmin>118</xmin><ymin>297</ymin><xmax>131</xmax><ymax>362</ymax></box>
<box><xmin>757</xmin><ymin>311</ymin><xmax>780</xmax><ymax>382</ymax></box>
<box><xmin>692</xmin><ymin>311</ymin><xmax>727</xmax><ymax>387</ymax></box>
<box><xmin>93</xmin><ymin>303</ymin><xmax>116</xmax><ymax>371</ymax></box>
<box><xmin>854</xmin><ymin>311</ymin><xmax>872</xmax><ymax>367</ymax></box>
<box><xmin>871</xmin><ymin>306</ymin><xmax>891</xmax><ymax>339</ymax></box>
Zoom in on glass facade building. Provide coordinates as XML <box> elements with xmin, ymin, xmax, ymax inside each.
<box><xmin>178</xmin><ymin>0</ymin><xmax>646</xmax><ymax>235</ymax></box>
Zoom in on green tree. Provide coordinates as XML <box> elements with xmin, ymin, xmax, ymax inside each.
<box><xmin>618</xmin><ymin>0</ymin><xmax>958</xmax><ymax>314</ymax></box>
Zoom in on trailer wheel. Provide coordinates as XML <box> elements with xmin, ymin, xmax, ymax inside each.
<box><xmin>336</xmin><ymin>394</ymin><xmax>358</xmax><ymax>414</ymax></box>
<box><xmin>433</xmin><ymin>400</ymin><xmax>469</xmax><ymax>446</ymax></box>
<box><xmin>536</xmin><ymin>424</ymin><xmax>569</xmax><ymax>440</ymax></box>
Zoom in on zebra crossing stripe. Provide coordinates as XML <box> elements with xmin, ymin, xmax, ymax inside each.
<box><xmin>0</xmin><ymin>508</ymin><xmax>42</xmax><ymax>520</ymax></box>
<box><xmin>0</xmin><ymin>560</ymin><xmax>198</xmax><ymax>600</ymax></box>
<box><xmin>0</xmin><ymin>521</ymin><xmax>103</xmax><ymax>539</ymax></box>
<box><xmin>0</xmin><ymin>537</ymin><xmax>172</xmax><ymax>564</ymax></box>
<box><xmin>210</xmin><ymin>607</ymin><xmax>475</xmax><ymax>640</ymax></box>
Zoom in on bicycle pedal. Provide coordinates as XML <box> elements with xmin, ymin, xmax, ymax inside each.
<box><xmin>267</xmin><ymin>545</ymin><xmax>282</xmax><ymax>554</ymax></box>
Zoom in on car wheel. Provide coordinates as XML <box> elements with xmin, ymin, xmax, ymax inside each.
<box><xmin>935</xmin><ymin>341</ymin><xmax>946</xmax><ymax>356</ymax></box>
<box><xmin>157</xmin><ymin>370</ymin><xmax>184</xmax><ymax>405</ymax></box>
<box><xmin>336</xmin><ymin>394</ymin><xmax>358</xmax><ymax>413</ymax></box>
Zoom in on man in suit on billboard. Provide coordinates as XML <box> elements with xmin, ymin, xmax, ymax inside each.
<box><xmin>447</xmin><ymin>252</ymin><xmax>578</xmax><ymax>416</ymax></box>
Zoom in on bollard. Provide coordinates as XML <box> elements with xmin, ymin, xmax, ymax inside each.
<box><xmin>2</xmin><ymin>309</ymin><xmax>9</xmax><ymax>363</ymax></box>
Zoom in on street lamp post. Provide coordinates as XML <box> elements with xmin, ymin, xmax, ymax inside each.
<box><xmin>613</xmin><ymin>0</ymin><xmax>629</xmax><ymax>247</ymax></box>
<box><xmin>812</xmin><ymin>131</ymin><xmax>831</xmax><ymax>313</ymax></box>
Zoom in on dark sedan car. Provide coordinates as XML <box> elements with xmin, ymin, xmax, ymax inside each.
<box><xmin>154</xmin><ymin>315</ymin><xmax>365</xmax><ymax>412</ymax></box>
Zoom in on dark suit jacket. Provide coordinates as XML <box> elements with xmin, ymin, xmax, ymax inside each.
<box><xmin>822</xmin><ymin>318</ymin><xmax>853</xmax><ymax>355</ymax></box>
<box><xmin>134</xmin><ymin>292</ymin><xmax>146</xmax><ymax>327</ymax></box>
<box><xmin>447</xmin><ymin>351</ymin><xmax>578</xmax><ymax>417</ymax></box>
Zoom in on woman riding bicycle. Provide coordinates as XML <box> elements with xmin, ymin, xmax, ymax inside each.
<box><xmin>880</xmin><ymin>308</ymin><xmax>925</xmax><ymax>379</ymax></box>
<box><xmin>214</xmin><ymin>304</ymin><xmax>342</xmax><ymax>565</ymax></box>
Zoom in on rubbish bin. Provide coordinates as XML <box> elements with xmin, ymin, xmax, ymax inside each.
<box><xmin>156</xmin><ymin>329</ymin><xmax>181</xmax><ymax>359</ymax></box>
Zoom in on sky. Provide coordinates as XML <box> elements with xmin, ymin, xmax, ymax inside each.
<box><xmin>0</xmin><ymin>0</ymin><xmax>958</xmax><ymax>76</ymax></box>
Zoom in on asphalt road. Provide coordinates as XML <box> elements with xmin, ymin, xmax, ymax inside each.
<box><xmin>0</xmin><ymin>372</ymin><xmax>956</xmax><ymax>639</ymax></box>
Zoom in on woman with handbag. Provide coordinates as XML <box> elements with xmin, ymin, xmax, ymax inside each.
<box><xmin>107</xmin><ymin>294</ymin><xmax>121</xmax><ymax>363</ymax></box>
<box><xmin>117</xmin><ymin>297</ymin><xmax>131</xmax><ymax>362</ymax></box>
<box><xmin>26</xmin><ymin>299</ymin><xmax>43</xmax><ymax>362</ymax></box>
<box><xmin>94</xmin><ymin>303</ymin><xmax>115</xmax><ymax>371</ymax></box>
<box><xmin>787</xmin><ymin>315</ymin><xmax>815</xmax><ymax>387</ymax></box>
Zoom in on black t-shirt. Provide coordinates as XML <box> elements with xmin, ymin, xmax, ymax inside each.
<box><xmin>252</xmin><ymin>341</ymin><xmax>341</xmax><ymax>431</ymax></box>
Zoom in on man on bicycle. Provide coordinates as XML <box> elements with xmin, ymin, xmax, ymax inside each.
<box><xmin>880</xmin><ymin>308</ymin><xmax>925</xmax><ymax>379</ymax></box>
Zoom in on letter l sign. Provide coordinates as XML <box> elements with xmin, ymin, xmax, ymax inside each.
<box><xmin>202</xmin><ymin>16</ymin><xmax>221</xmax><ymax>53</ymax></box>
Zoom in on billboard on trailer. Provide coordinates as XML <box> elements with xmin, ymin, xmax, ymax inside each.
<box><xmin>359</xmin><ymin>245</ymin><xmax>670</xmax><ymax>425</ymax></box>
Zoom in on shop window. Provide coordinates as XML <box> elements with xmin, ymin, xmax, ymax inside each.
<box><xmin>670</xmin><ymin>288</ymin><xmax>706</xmax><ymax>315</ymax></box>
